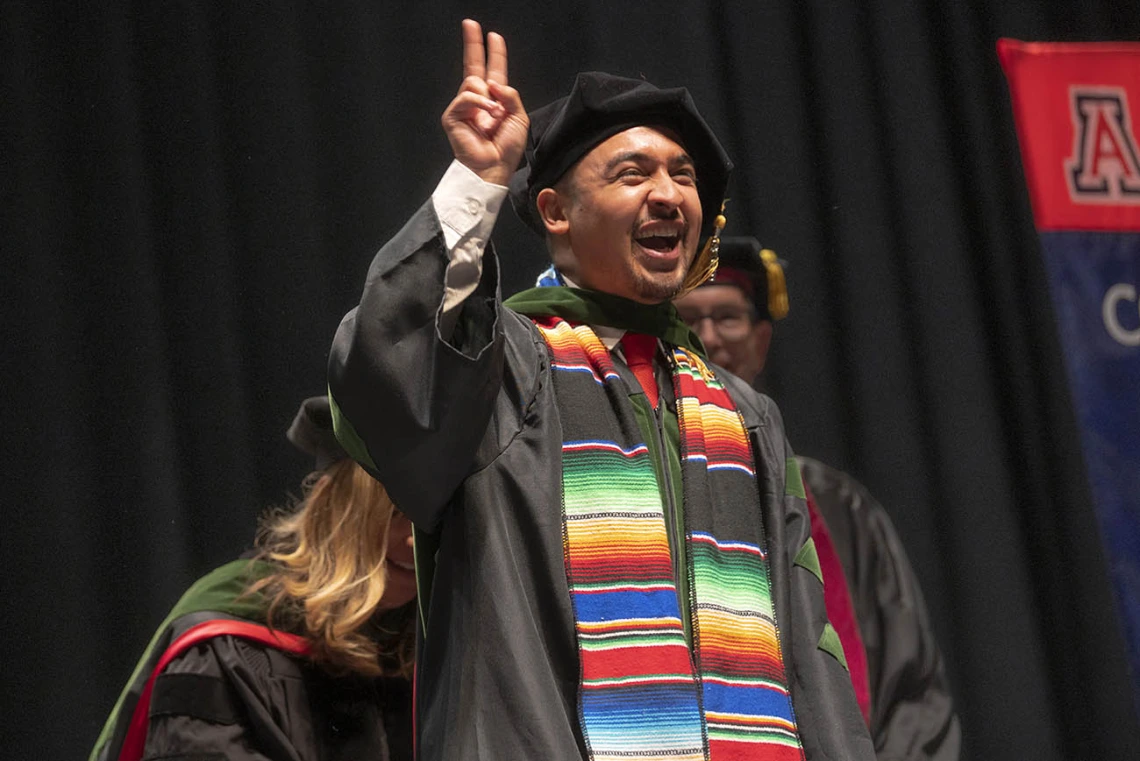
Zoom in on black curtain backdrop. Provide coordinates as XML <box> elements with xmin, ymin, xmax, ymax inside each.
<box><xmin>5</xmin><ymin>2</ymin><xmax>1140</xmax><ymax>759</ymax></box>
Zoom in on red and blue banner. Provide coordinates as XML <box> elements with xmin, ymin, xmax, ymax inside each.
<box><xmin>999</xmin><ymin>39</ymin><xmax>1140</xmax><ymax>707</ymax></box>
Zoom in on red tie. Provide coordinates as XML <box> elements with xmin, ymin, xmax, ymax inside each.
<box><xmin>621</xmin><ymin>333</ymin><xmax>659</xmax><ymax>409</ymax></box>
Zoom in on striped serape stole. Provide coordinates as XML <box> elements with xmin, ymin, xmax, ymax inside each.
<box><xmin>534</xmin><ymin>316</ymin><xmax>804</xmax><ymax>761</ymax></box>
<box><xmin>538</xmin><ymin>316</ymin><xmax>705</xmax><ymax>760</ymax></box>
<box><xmin>673</xmin><ymin>348</ymin><xmax>803</xmax><ymax>760</ymax></box>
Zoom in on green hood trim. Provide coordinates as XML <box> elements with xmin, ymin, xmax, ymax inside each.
<box><xmin>794</xmin><ymin>537</ymin><xmax>824</xmax><ymax>585</ymax></box>
<box><xmin>818</xmin><ymin>622</ymin><xmax>850</xmax><ymax>672</ymax></box>
<box><xmin>506</xmin><ymin>286</ymin><xmax>706</xmax><ymax>356</ymax></box>
<box><xmin>785</xmin><ymin>456</ymin><xmax>807</xmax><ymax>499</ymax></box>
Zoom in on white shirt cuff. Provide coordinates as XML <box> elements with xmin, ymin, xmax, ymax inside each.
<box><xmin>431</xmin><ymin>160</ymin><xmax>509</xmax><ymax>331</ymax></box>
<box><xmin>432</xmin><ymin>160</ymin><xmax>508</xmax><ymax>251</ymax></box>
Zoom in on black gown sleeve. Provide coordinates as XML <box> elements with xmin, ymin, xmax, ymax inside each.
<box><xmin>142</xmin><ymin>638</ymin><xmax>305</xmax><ymax>761</ymax></box>
<box><xmin>328</xmin><ymin>201</ymin><xmax>537</xmax><ymax>531</ymax></box>
<box><xmin>142</xmin><ymin>637</ymin><xmax>406</xmax><ymax>761</ymax></box>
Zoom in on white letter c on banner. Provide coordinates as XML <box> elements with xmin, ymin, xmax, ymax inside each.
<box><xmin>1103</xmin><ymin>283</ymin><xmax>1140</xmax><ymax>347</ymax></box>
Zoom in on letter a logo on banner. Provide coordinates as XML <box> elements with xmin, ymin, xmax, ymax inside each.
<box><xmin>1000</xmin><ymin>37</ymin><xmax>1140</xmax><ymax>716</ymax></box>
<box><xmin>1067</xmin><ymin>88</ymin><xmax>1140</xmax><ymax>202</ymax></box>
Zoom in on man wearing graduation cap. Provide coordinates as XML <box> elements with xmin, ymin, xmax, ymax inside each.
<box><xmin>675</xmin><ymin>239</ymin><xmax>962</xmax><ymax>760</ymax></box>
<box><xmin>328</xmin><ymin>19</ymin><xmax>874</xmax><ymax>761</ymax></box>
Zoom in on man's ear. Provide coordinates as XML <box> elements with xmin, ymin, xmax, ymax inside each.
<box><xmin>536</xmin><ymin>187</ymin><xmax>570</xmax><ymax>236</ymax></box>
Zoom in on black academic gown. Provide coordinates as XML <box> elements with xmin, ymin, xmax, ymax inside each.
<box><xmin>328</xmin><ymin>201</ymin><xmax>875</xmax><ymax>761</ymax></box>
<box><xmin>89</xmin><ymin>561</ymin><xmax>414</xmax><ymax>761</ymax></box>
<box><xmin>138</xmin><ymin>633</ymin><xmax>412</xmax><ymax>761</ymax></box>
<box><xmin>799</xmin><ymin>457</ymin><xmax>962</xmax><ymax>761</ymax></box>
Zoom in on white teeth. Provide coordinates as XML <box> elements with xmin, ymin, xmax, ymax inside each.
<box><xmin>389</xmin><ymin>559</ymin><xmax>415</xmax><ymax>571</ymax></box>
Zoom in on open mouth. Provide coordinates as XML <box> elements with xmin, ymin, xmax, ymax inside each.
<box><xmin>637</xmin><ymin>235</ymin><xmax>679</xmax><ymax>252</ymax></box>
<box><xmin>634</xmin><ymin>227</ymin><xmax>684</xmax><ymax>257</ymax></box>
<box><xmin>388</xmin><ymin>558</ymin><xmax>416</xmax><ymax>572</ymax></box>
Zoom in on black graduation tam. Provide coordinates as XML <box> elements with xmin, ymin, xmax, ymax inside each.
<box><xmin>509</xmin><ymin>71</ymin><xmax>733</xmax><ymax>244</ymax></box>
<box><xmin>709</xmin><ymin>237</ymin><xmax>790</xmax><ymax>322</ymax></box>
<box><xmin>286</xmin><ymin>395</ymin><xmax>347</xmax><ymax>471</ymax></box>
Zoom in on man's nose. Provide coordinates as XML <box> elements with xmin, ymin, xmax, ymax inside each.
<box><xmin>695</xmin><ymin>317</ymin><xmax>720</xmax><ymax>347</ymax></box>
<box><xmin>648</xmin><ymin>173</ymin><xmax>684</xmax><ymax>210</ymax></box>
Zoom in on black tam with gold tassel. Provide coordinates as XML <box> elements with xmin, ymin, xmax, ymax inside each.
<box><xmin>705</xmin><ymin>237</ymin><xmax>790</xmax><ymax>322</ymax></box>
<box><xmin>506</xmin><ymin>70</ymin><xmax>733</xmax><ymax>292</ymax></box>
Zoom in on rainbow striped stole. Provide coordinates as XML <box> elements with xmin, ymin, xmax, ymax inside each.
<box><xmin>533</xmin><ymin>316</ymin><xmax>804</xmax><ymax>761</ymax></box>
<box><xmin>672</xmin><ymin>350</ymin><xmax>803</xmax><ymax>760</ymax></box>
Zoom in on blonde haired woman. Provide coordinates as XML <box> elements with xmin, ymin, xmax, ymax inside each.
<box><xmin>90</xmin><ymin>397</ymin><xmax>416</xmax><ymax>761</ymax></box>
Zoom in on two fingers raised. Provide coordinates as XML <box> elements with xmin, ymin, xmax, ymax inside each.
<box><xmin>461</xmin><ymin>19</ymin><xmax>508</xmax><ymax>86</ymax></box>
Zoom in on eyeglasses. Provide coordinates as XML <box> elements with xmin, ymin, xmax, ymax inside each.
<box><xmin>676</xmin><ymin>306</ymin><xmax>756</xmax><ymax>340</ymax></box>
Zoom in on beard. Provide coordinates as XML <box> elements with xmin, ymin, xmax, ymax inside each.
<box><xmin>629</xmin><ymin>265</ymin><xmax>688</xmax><ymax>303</ymax></box>
<box><xmin>627</xmin><ymin>236</ymin><xmax>695</xmax><ymax>303</ymax></box>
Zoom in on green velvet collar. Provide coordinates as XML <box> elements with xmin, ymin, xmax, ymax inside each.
<box><xmin>505</xmin><ymin>286</ymin><xmax>706</xmax><ymax>356</ymax></box>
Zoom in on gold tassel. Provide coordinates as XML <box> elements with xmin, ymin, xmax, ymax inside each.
<box><xmin>760</xmin><ymin>248</ymin><xmax>789</xmax><ymax>320</ymax></box>
<box><xmin>676</xmin><ymin>202</ymin><xmax>727</xmax><ymax>298</ymax></box>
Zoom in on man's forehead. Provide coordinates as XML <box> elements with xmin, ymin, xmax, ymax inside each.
<box><xmin>586</xmin><ymin>125</ymin><xmax>693</xmax><ymax>166</ymax></box>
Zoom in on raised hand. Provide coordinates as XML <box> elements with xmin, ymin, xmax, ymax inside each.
<box><xmin>441</xmin><ymin>19</ymin><xmax>529</xmax><ymax>186</ymax></box>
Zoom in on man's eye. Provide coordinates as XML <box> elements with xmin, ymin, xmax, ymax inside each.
<box><xmin>617</xmin><ymin>167</ymin><xmax>645</xmax><ymax>179</ymax></box>
<box><xmin>713</xmin><ymin>310</ymin><xmax>748</xmax><ymax>324</ymax></box>
<box><xmin>672</xmin><ymin>170</ymin><xmax>697</xmax><ymax>184</ymax></box>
